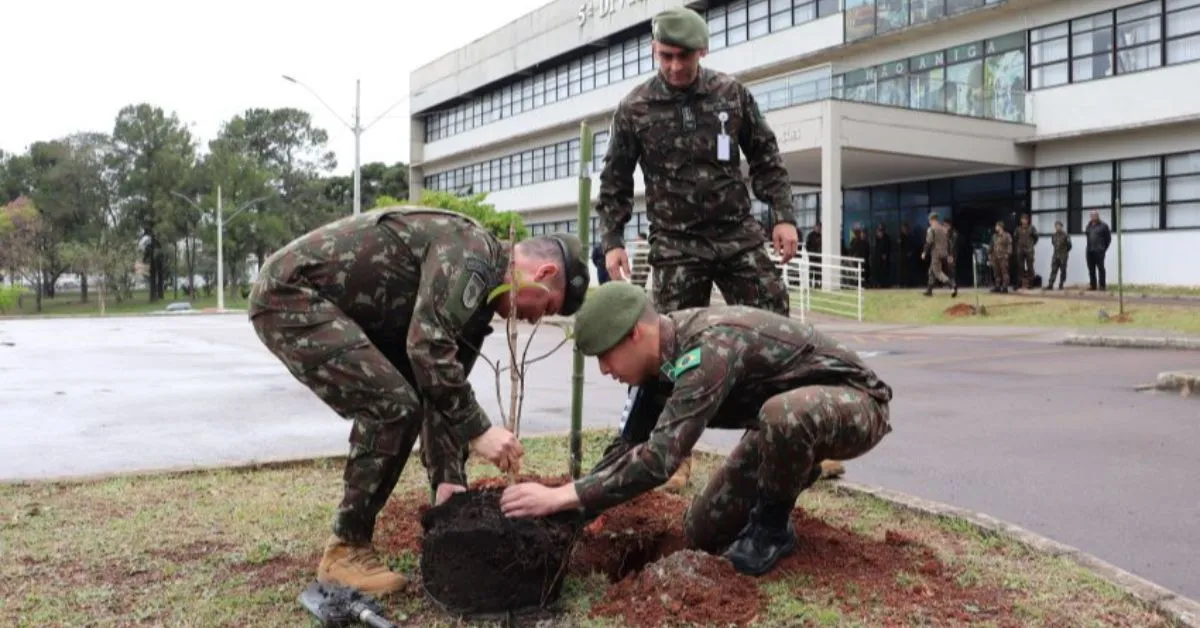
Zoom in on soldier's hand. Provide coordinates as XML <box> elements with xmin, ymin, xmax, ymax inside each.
<box><xmin>605</xmin><ymin>247</ymin><xmax>631</xmax><ymax>281</ymax></box>
<box><xmin>773</xmin><ymin>223</ymin><xmax>799</xmax><ymax>263</ymax></box>
<box><xmin>470</xmin><ymin>426</ymin><xmax>524</xmax><ymax>473</ymax></box>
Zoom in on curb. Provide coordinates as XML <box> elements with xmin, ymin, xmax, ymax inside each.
<box><xmin>1061</xmin><ymin>334</ymin><xmax>1200</xmax><ymax>351</ymax></box>
<box><xmin>831</xmin><ymin>479</ymin><xmax>1200</xmax><ymax>628</ymax></box>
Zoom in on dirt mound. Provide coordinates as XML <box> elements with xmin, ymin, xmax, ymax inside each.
<box><xmin>767</xmin><ymin>510</ymin><xmax>1017</xmax><ymax>625</ymax></box>
<box><xmin>590</xmin><ymin>549</ymin><xmax>763</xmax><ymax>627</ymax></box>
<box><xmin>570</xmin><ymin>490</ymin><xmax>690</xmax><ymax>582</ymax></box>
<box><xmin>945</xmin><ymin>302</ymin><xmax>975</xmax><ymax>317</ymax></box>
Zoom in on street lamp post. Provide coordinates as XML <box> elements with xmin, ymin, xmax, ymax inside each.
<box><xmin>282</xmin><ymin>75</ymin><xmax>412</xmax><ymax>215</ymax></box>
<box><xmin>171</xmin><ymin>187</ymin><xmax>268</xmax><ymax>312</ymax></box>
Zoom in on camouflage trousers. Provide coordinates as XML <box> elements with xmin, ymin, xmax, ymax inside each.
<box><xmin>683</xmin><ymin>385</ymin><xmax>891</xmax><ymax>553</ymax></box>
<box><xmin>1049</xmin><ymin>256</ymin><xmax>1068</xmax><ymax>287</ymax></box>
<box><xmin>652</xmin><ymin>246</ymin><xmax>789</xmax><ymax>316</ymax></box>
<box><xmin>991</xmin><ymin>255</ymin><xmax>1011</xmax><ymax>287</ymax></box>
<box><xmin>250</xmin><ymin>298</ymin><xmax>461</xmax><ymax>545</ymax></box>
<box><xmin>1016</xmin><ymin>250</ymin><xmax>1035</xmax><ymax>287</ymax></box>
<box><xmin>927</xmin><ymin>254</ymin><xmax>954</xmax><ymax>288</ymax></box>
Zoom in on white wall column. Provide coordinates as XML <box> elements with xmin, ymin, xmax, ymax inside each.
<box><xmin>819</xmin><ymin>102</ymin><xmax>842</xmax><ymax>292</ymax></box>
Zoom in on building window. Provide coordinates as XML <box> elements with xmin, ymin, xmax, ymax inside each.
<box><xmin>1117</xmin><ymin>157</ymin><xmax>1162</xmax><ymax>230</ymax></box>
<box><xmin>1166</xmin><ymin>151</ymin><xmax>1200</xmax><ymax>227</ymax></box>
<box><xmin>592</xmin><ymin>131</ymin><xmax>610</xmax><ymax>173</ymax></box>
<box><xmin>846</xmin><ymin>0</ymin><xmax>993</xmax><ymax>42</ymax></box>
<box><xmin>1167</xmin><ymin>0</ymin><xmax>1200</xmax><ymax>63</ymax></box>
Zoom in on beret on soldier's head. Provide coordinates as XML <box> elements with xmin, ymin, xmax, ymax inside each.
<box><xmin>573</xmin><ymin>282</ymin><xmax>649</xmax><ymax>356</ymax></box>
<box><xmin>545</xmin><ymin>233</ymin><xmax>590</xmax><ymax>316</ymax></box>
<box><xmin>652</xmin><ymin>7</ymin><xmax>709</xmax><ymax>51</ymax></box>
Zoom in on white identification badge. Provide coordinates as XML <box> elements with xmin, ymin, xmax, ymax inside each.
<box><xmin>717</xmin><ymin>112</ymin><xmax>731</xmax><ymax>161</ymax></box>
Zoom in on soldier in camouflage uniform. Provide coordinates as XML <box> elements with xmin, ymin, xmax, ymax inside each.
<box><xmin>1047</xmin><ymin>220</ymin><xmax>1072</xmax><ymax>290</ymax></box>
<box><xmin>500</xmin><ymin>282</ymin><xmax>893</xmax><ymax>577</ymax></box>
<box><xmin>248</xmin><ymin>205</ymin><xmax>590</xmax><ymax>596</ymax></box>
<box><xmin>990</xmin><ymin>221</ymin><xmax>1012</xmax><ymax>293</ymax></box>
<box><xmin>1014</xmin><ymin>213</ymin><xmax>1039</xmax><ymax>290</ymax></box>
<box><xmin>594</xmin><ymin>7</ymin><xmax>802</xmax><ymax>492</ymax></box>
<box><xmin>921</xmin><ymin>212</ymin><xmax>957</xmax><ymax>297</ymax></box>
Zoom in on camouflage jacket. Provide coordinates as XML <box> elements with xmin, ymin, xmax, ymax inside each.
<box><xmin>250</xmin><ymin>207</ymin><xmax>508</xmax><ymax>480</ymax></box>
<box><xmin>1015</xmin><ymin>224</ymin><xmax>1039</xmax><ymax>253</ymax></box>
<box><xmin>991</xmin><ymin>230</ymin><xmax>1013</xmax><ymax>259</ymax></box>
<box><xmin>924</xmin><ymin>224</ymin><xmax>949</xmax><ymax>258</ymax></box>
<box><xmin>1051</xmin><ymin>231</ymin><xmax>1072</xmax><ymax>261</ymax></box>
<box><xmin>574</xmin><ymin>306</ymin><xmax>893</xmax><ymax>512</ymax></box>
<box><xmin>595</xmin><ymin>67</ymin><xmax>795</xmax><ymax>263</ymax></box>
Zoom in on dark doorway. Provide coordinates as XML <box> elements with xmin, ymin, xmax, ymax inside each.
<box><xmin>953</xmin><ymin>200</ymin><xmax>1020</xmax><ymax>287</ymax></box>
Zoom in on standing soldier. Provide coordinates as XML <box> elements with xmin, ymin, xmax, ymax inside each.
<box><xmin>595</xmin><ymin>6</ymin><xmax>802</xmax><ymax>492</ymax></box>
<box><xmin>849</xmin><ymin>224</ymin><xmax>870</xmax><ymax>286</ymax></box>
<box><xmin>500</xmin><ymin>282</ymin><xmax>893</xmax><ymax>576</ymax></box>
<box><xmin>1014</xmin><ymin>213</ymin><xmax>1039</xmax><ymax>290</ymax></box>
<box><xmin>871</xmin><ymin>223</ymin><xmax>891</xmax><ymax>288</ymax></box>
<box><xmin>1085</xmin><ymin>210</ymin><xmax>1112</xmax><ymax>291</ymax></box>
<box><xmin>990</xmin><ymin>221</ymin><xmax>1013</xmax><ymax>293</ymax></box>
<box><xmin>944</xmin><ymin>217</ymin><xmax>960</xmax><ymax>286</ymax></box>
<box><xmin>248</xmin><ymin>206</ymin><xmax>591</xmax><ymax>596</ymax></box>
<box><xmin>1048</xmin><ymin>220</ymin><xmax>1072</xmax><ymax>290</ymax></box>
<box><xmin>921</xmin><ymin>212</ymin><xmax>957</xmax><ymax>297</ymax></box>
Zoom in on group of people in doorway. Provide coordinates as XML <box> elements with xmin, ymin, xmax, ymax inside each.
<box><xmin>592</xmin><ymin>211</ymin><xmax>1116</xmax><ymax>296</ymax></box>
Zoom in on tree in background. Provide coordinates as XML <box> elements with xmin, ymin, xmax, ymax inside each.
<box><xmin>372</xmin><ymin>190</ymin><xmax>527</xmax><ymax>241</ymax></box>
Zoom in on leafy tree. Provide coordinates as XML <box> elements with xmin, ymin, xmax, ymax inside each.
<box><xmin>0</xmin><ymin>197</ymin><xmax>48</xmax><ymax>311</ymax></box>
<box><xmin>413</xmin><ymin>190</ymin><xmax>527</xmax><ymax>240</ymax></box>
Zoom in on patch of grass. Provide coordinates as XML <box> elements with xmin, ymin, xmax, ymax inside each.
<box><xmin>850</xmin><ymin>289</ymin><xmax>1200</xmax><ymax>333</ymax></box>
<box><xmin>0</xmin><ymin>431</ymin><xmax>1172</xmax><ymax>627</ymax></box>
<box><xmin>0</xmin><ymin>288</ymin><xmax>249</xmax><ymax>318</ymax></box>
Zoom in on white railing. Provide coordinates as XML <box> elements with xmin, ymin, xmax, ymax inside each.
<box><xmin>630</xmin><ymin>242</ymin><xmax>865</xmax><ymax>322</ymax></box>
<box><xmin>769</xmin><ymin>247</ymin><xmax>865</xmax><ymax>323</ymax></box>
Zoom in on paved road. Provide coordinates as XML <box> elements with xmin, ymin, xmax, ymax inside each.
<box><xmin>2</xmin><ymin>314</ymin><xmax>1198</xmax><ymax>600</ymax></box>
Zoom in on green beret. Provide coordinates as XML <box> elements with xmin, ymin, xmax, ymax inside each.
<box><xmin>573</xmin><ymin>282</ymin><xmax>648</xmax><ymax>356</ymax></box>
<box><xmin>652</xmin><ymin>7</ymin><xmax>709</xmax><ymax>51</ymax></box>
<box><xmin>546</xmin><ymin>233</ymin><xmax>590</xmax><ymax>316</ymax></box>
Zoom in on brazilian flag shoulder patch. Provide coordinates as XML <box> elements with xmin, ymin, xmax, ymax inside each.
<box><xmin>671</xmin><ymin>347</ymin><xmax>703</xmax><ymax>379</ymax></box>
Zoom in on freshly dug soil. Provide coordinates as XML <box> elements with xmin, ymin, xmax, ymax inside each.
<box><xmin>418</xmin><ymin>487</ymin><xmax>581</xmax><ymax>617</ymax></box>
<box><xmin>945</xmin><ymin>302</ymin><xmax>975</xmax><ymax>317</ymax></box>
<box><xmin>570</xmin><ymin>490</ymin><xmax>690</xmax><ymax>582</ymax></box>
<box><xmin>590</xmin><ymin>549</ymin><xmax>763</xmax><ymax>627</ymax></box>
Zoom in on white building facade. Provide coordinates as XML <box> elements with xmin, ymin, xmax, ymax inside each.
<box><xmin>409</xmin><ymin>0</ymin><xmax>1200</xmax><ymax>287</ymax></box>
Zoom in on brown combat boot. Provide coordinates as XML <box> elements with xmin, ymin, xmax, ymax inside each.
<box><xmin>819</xmin><ymin>460</ymin><xmax>846</xmax><ymax>479</ymax></box>
<box><xmin>317</xmin><ymin>535</ymin><xmax>407</xmax><ymax>597</ymax></box>
<box><xmin>662</xmin><ymin>456</ymin><xmax>692</xmax><ymax>493</ymax></box>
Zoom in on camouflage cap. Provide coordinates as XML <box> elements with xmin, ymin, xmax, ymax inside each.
<box><xmin>545</xmin><ymin>233</ymin><xmax>590</xmax><ymax>316</ymax></box>
<box><xmin>652</xmin><ymin>7</ymin><xmax>709</xmax><ymax>51</ymax></box>
<box><xmin>573</xmin><ymin>282</ymin><xmax>648</xmax><ymax>356</ymax></box>
<box><xmin>929</xmin><ymin>211</ymin><xmax>940</xmax><ymax>220</ymax></box>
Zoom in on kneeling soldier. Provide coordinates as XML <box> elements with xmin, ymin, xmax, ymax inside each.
<box><xmin>500</xmin><ymin>282</ymin><xmax>893</xmax><ymax>576</ymax></box>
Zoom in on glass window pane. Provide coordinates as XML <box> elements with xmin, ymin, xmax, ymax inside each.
<box><xmin>1073</xmin><ymin>54</ymin><xmax>1114</xmax><ymax>81</ymax></box>
<box><xmin>1121</xmin><ymin>157</ymin><xmax>1161</xmax><ymax>179</ymax></box>
<box><xmin>1167</xmin><ymin>6</ymin><xmax>1200</xmax><ymax>37</ymax></box>
<box><xmin>1031</xmin><ymin>22</ymin><xmax>1069</xmax><ymax>42</ymax></box>
<box><xmin>1120</xmin><ymin>179</ymin><xmax>1159</xmax><ymax>204</ymax></box>
<box><xmin>1075</xmin><ymin>162</ymin><xmax>1113</xmax><ymax>183</ymax></box>
<box><xmin>1167</xmin><ymin>202</ymin><xmax>1200</xmax><ymax>227</ymax></box>
<box><xmin>1031</xmin><ymin>38</ymin><xmax>1069</xmax><ymax>64</ymax></box>
<box><xmin>1168</xmin><ymin>34</ymin><xmax>1200</xmax><ymax>63</ymax></box>
<box><xmin>1167</xmin><ymin>174</ymin><xmax>1200</xmax><ymax>200</ymax></box>
<box><xmin>1082</xmin><ymin>182</ymin><xmax>1112</xmax><ymax>205</ymax></box>
<box><xmin>1032</xmin><ymin>187</ymin><xmax>1067</xmax><ymax>210</ymax></box>
<box><xmin>1033</xmin><ymin>211</ymin><xmax>1067</xmax><ymax>232</ymax></box>
<box><xmin>1121</xmin><ymin>204</ymin><xmax>1160</xmax><ymax>229</ymax></box>
<box><xmin>1032</xmin><ymin>167</ymin><xmax>1068</xmax><ymax>187</ymax></box>
<box><xmin>1166</xmin><ymin>151</ymin><xmax>1200</xmax><ymax>175</ymax></box>
<box><xmin>1032</xmin><ymin>62</ymin><xmax>1069</xmax><ymax>88</ymax></box>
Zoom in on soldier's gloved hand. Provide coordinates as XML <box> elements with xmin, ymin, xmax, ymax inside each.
<box><xmin>605</xmin><ymin>247</ymin><xmax>631</xmax><ymax>282</ymax></box>
<box><xmin>470</xmin><ymin>426</ymin><xmax>524</xmax><ymax>474</ymax></box>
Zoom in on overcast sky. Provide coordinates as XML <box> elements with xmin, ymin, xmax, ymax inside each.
<box><xmin>1</xmin><ymin>0</ymin><xmax>552</xmax><ymax>173</ymax></box>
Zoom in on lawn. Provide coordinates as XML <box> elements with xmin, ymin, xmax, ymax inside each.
<box><xmin>1</xmin><ymin>431</ymin><xmax>1171</xmax><ymax>627</ymax></box>
<box><xmin>846</xmin><ymin>289</ymin><xmax>1200</xmax><ymax>334</ymax></box>
<box><xmin>0</xmin><ymin>288</ymin><xmax>248</xmax><ymax>317</ymax></box>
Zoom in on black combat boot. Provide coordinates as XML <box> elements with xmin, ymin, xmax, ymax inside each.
<box><xmin>951</xmin><ymin>282</ymin><xmax>958</xmax><ymax>298</ymax></box>
<box><xmin>923</xmin><ymin>287</ymin><xmax>933</xmax><ymax>297</ymax></box>
<box><xmin>724</xmin><ymin>500</ymin><xmax>798</xmax><ymax>576</ymax></box>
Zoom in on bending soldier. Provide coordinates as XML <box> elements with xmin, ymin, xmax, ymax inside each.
<box><xmin>500</xmin><ymin>282</ymin><xmax>893</xmax><ymax>576</ymax></box>
<box><xmin>248</xmin><ymin>206</ymin><xmax>590</xmax><ymax>596</ymax></box>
